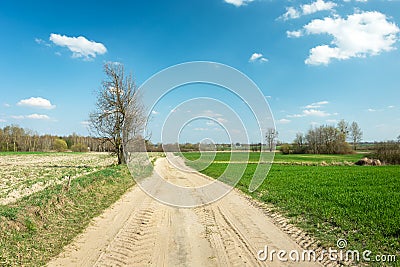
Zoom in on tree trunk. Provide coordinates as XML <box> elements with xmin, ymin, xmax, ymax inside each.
<box><xmin>117</xmin><ymin>144</ymin><xmax>126</xmax><ymax>164</ymax></box>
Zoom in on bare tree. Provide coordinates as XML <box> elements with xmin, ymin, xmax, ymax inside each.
<box><xmin>293</xmin><ymin>132</ymin><xmax>306</xmax><ymax>154</ymax></box>
<box><xmin>337</xmin><ymin>119</ymin><xmax>349</xmax><ymax>140</ymax></box>
<box><xmin>349</xmin><ymin>121</ymin><xmax>363</xmax><ymax>151</ymax></box>
<box><xmin>89</xmin><ymin>62</ymin><xmax>145</xmax><ymax>164</ymax></box>
<box><xmin>265</xmin><ymin>128</ymin><xmax>278</xmax><ymax>152</ymax></box>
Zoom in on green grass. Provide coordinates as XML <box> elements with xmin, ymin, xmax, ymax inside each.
<box><xmin>0</xmin><ymin>165</ymin><xmax>136</xmax><ymax>266</ymax></box>
<box><xmin>185</xmin><ymin>152</ymin><xmax>400</xmax><ymax>266</ymax></box>
<box><xmin>183</xmin><ymin>151</ymin><xmax>365</xmax><ymax>164</ymax></box>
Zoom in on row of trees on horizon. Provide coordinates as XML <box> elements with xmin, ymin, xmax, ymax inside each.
<box><xmin>0</xmin><ymin>125</ymin><xmax>114</xmax><ymax>153</ymax></box>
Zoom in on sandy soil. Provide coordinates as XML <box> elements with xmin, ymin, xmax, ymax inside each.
<box><xmin>48</xmin><ymin>155</ymin><xmax>324</xmax><ymax>267</ymax></box>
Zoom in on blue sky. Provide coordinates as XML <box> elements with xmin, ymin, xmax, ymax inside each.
<box><xmin>0</xmin><ymin>0</ymin><xmax>399</xmax><ymax>143</ymax></box>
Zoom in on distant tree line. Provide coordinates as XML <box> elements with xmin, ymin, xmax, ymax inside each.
<box><xmin>0</xmin><ymin>125</ymin><xmax>114</xmax><ymax>152</ymax></box>
<box><xmin>372</xmin><ymin>140</ymin><xmax>400</xmax><ymax>165</ymax></box>
<box><xmin>280</xmin><ymin>120</ymin><xmax>362</xmax><ymax>155</ymax></box>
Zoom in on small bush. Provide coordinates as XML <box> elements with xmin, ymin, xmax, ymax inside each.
<box><xmin>372</xmin><ymin>142</ymin><xmax>400</xmax><ymax>165</ymax></box>
<box><xmin>280</xmin><ymin>144</ymin><xmax>291</xmax><ymax>155</ymax></box>
<box><xmin>53</xmin><ymin>139</ymin><xmax>68</xmax><ymax>152</ymax></box>
<box><xmin>71</xmin><ymin>143</ymin><xmax>89</xmax><ymax>152</ymax></box>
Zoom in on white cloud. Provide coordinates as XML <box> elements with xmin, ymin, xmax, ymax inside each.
<box><xmin>277</xmin><ymin>118</ymin><xmax>291</xmax><ymax>124</ymax></box>
<box><xmin>151</xmin><ymin>110</ymin><xmax>159</xmax><ymax>115</ymax></box>
<box><xmin>0</xmin><ymin>119</ymin><xmax>6</xmax><ymax>123</ymax></box>
<box><xmin>249</xmin><ymin>52</ymin><xmax>268</xmax><ymax>63</ymax></box>
<box><xmin>80</xmin><ymin>121</ymin><xmax>90</xmax><ymax>126</ymax></box>
<box><xmin>304</xmin><ymin>11</ymin><xmax>400</xmax><ymax>65</ymax></box>
<box><xmin>26</xmin><ymin>114</ymin><xmax>50</xmax><ymax>120</ymax></box>
<box><xmin>281</xmin><ymin>0</ymin><xmax>336</xmax><ymax>20</ymax></box>
<box><xmin>3</xmin><ymin>103</ymin><xmax>11</xmax><ymax>108</ymax></box>
<box><xmin>303</xmin><ymin>109</ymin><xmax>331</xmax><ymax>117</ymax></box>
<box><xmin>49</xmin><ymin>33</ymin><xmax>107</xmax><ymax>60</ymax></box>
<box><xmin>287</xmin><ymin>30</ymin><xmax>303</xmax><ymax>38</ymax></box>
<box><xmin>287</xmin><ymin>114</ymin><xmax>305</xmax><ymax>118</ymax></box>
<box><xmin>302</xmin><ymin>0</ymin><xmax>337</xmax><ymax>16</ymax></box>
<box><xmin>282</xmin><ymin>7</ymin><xmax>301</xmax><ymax>20</ymax></box>
<box><xmin>17</xmin><ymin>97</ymin><xmax>56</xmax><ymax>109</ymax></box>
<box><xmin>388</xmin><ymin>105</ymin><xmax>395</xmax><ymax>109</ymax></box>
<box><xmin>288</xmin><ymin>108</ymin><xmax>332</xmax><ymax>118</ymax></box>
<box><xmin>368</xmin><ymin>108</ymin><xmax>376</xmax><ymax>112</ymax></box>
<box><xmin>304</xmin><ymin>100</ymin><xmax>329</xmax><ymax>109</ymax></box>
<box><xmin>249</xmin><ymin>53</ymin><xmax>262</xmax><ymax>61</ymax></box>
<box><xmin>224</xmin><ymin>0</ymin><xmax>253</xmax><ymax>7</ymax></box>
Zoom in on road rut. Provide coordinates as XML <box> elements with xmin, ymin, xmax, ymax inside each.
<box><xmin>48</xmin><ymin>156</ymin><xmax>322</xmax><ymax>267</ymax></box>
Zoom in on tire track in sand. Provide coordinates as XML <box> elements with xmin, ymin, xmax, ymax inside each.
<box><xmin>49</xmin><ymin>156</ymin><xmax>324</xmax><ymax>267</ymax></box>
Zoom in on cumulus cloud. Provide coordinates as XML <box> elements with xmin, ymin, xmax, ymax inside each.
<box><xmin>288</xmin><ymin>101</ymin><xmax>333</xmax><ymax>118</ymax></box>
<box><xmin>304</xmin><ymin>11</ymin><xmax>400</xmax><ymax>65</ymax></box>
<box><xmin>303</xmin><ymin>109</ymin><xmax>331</xmax><ymax>117</ymax></box>
<box><xmin>11</xmin><ymin>114</ymin><xmax>50</xmax><ymax>120</ymax></box>
<box><xmin>282</xmin><ymin>7</ymin><xmax>301</xmax><ymax>20</ymax></box>
<box><xmin>26</xmin><ymin>114</ymin><xmax>50</xmax><ymax>120</ymax></box>
<box><xmin>49</xmin><ymin>33</ymin><xmax>107</xmax><ymax>60</ymax></box>
<box><xmin>304</xmin><ymin>100</ymin><xmax>329</xmax><ymax>109</ymax></box>
<box><xmin>224</xmin><ymin>0</ymin><xmax>253</xmax><ymax>7</ymax></box>
<box><xmin>249</xmin><ymin>52</ymin><xmax>268</xmax><ymax>63</ymax></box>
<box><xmin>302</xmin><ymin>0</ymin><xmax>337</xmax><ymax>16</ymax></box>
<box><xmin>281</xmin><ymin>0</ymin><xmax>337</xmax><ymax>20</ymax></box>
<box><xmin>17</xmin><ymin>97</ymin><xmax>56</xmax><ymax>109</ymax></box>
<box><xmin>287</xmin><ymin>30</ymin><xmax>303</xmax><ymax>38</ymax></box>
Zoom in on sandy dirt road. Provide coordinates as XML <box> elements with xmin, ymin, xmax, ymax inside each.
<box><xmin>48</xmin><ymin>155</ymin><xmax>322</xmax><ymax>267</ymax></box>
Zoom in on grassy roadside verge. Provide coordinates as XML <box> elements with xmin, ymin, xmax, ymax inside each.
<box><xmin>0</xmin><ymin>164</ymin><xmax>135</xmax><ymax>266</ymax></box>
<box><xmin>185</xmin><ymin>153</ymin><xmax>400</xmax><ymax>266</ymax></box>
